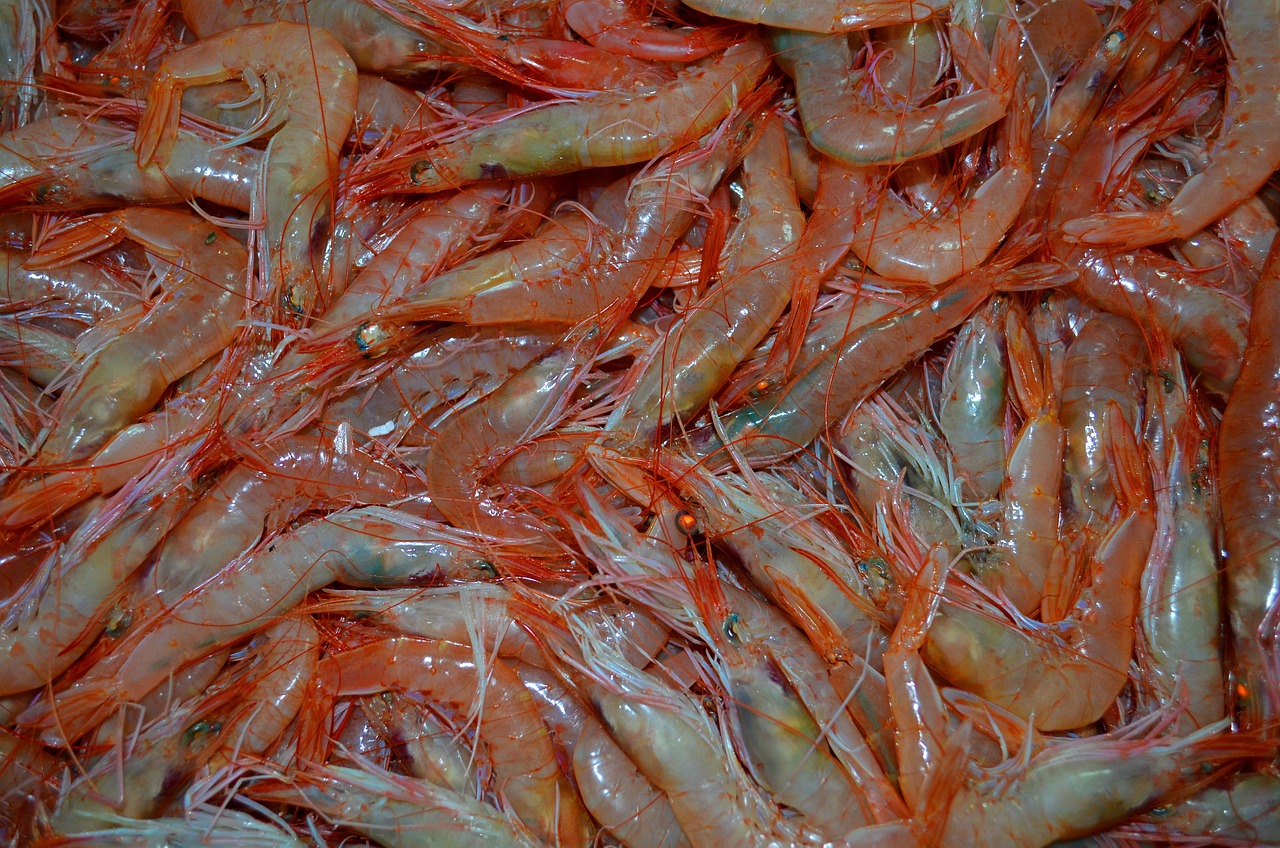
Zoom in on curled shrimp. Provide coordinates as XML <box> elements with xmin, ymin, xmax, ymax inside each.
<box><xmin>134</xmin><ymin>22</ymin><xmax>357</xmax><ymax>321</ymax></box>
<box><xmin>387</xmin><ymin>37</ymin><xmax>769</xmax><ymax>192</ymax></box>
<box><xmin>23</xmin><ymin>208</ymin><xmax>247</xmax><ymax>463</ymax></box>
<box><xmin>924</xmin><ymin>405</ymin><xmax>1157</xmax><ymax>731</ymax></box>
<box><xmin>1063</xmin><ymin>0</ymin><xmax>1280</xmax><ymax>248</ymax></box>
<box><xmin>772</xmin><ymin>20</ymin><xmax>1019</xmax><ymax>166</ymax></box>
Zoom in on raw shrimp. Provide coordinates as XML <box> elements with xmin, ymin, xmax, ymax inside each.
<box><xmin>924</xmin><ymin>406</ymin><xmax>1156</xmax><ymax>731</ymax></box>
<box><xmin>772</xmin><ymin>21</ymin><xmax>1018</xmax><ymax>166</ymax></box>
<box><xmin>988</xmin><ymin>303</ymin><xmax>1064</xmax><ymax>616</ymax></box>
<box><xmin>26</xmin><ymin>208</ymin><xmax>247</xmax><ymax>463</ymax></box>
<box><xmin>1219</xmin><ymin>239</ymin><xmax>1280</xmax><ymax>733</ymax></box>
<box><xmin>1058</xmin><ymin>312</ymin><xmax>1145</xmax><ymax>539</ymax></box>
<box><xmin>1063</xmin><ymin>0</ymin><xmax>1280</xmax><ymax>248</ymax></box>
<box><xmin>392</xmin><ymin>38</ymin><xmax>769</xmax><ymax>192</ymax></box>
<box><xmin>422</xmin><ymin>323</ymin><xmax>599</xmax><ymax>558</ymax></box>
<box><xmin>1143</xmin><ymin>772</ymin><xmax>1280</xmax><ymax>843</ymax></box>
<box><xmin>606</xmin><ymin>111</ymin><xmax>802</xmax><ymax>442</ymax></box>
<box><xmin>561</xmin><ymin>0</ymin><xmax>738</xmax><ymax>61</ymax></box>
<box><xmin>254</xmin><ymin>763</ymin><xmax>540</xmax><ymax>848</ymax></box>
<box><xmin>683</xmin><ymin>0</ymin><xmax>942</xmax><ymax>32</ymax></box>
<box><xmin>123</xmin><ymin>434</ymin><xmax>411</xmax><ymax>616</ymax></box>
<box><xmin>663</xmin><ymin>456</ymin><xmax>887</xmax><ymax>666</ymax></box>
<box><xmin>0</xmin><ymin>116</ymin><xmax>261</xmax><ymax>212</ymax></box>
<box><xmin>937</xmin><ymin>296</ymin><xmax>1009</xmax><ymax>502</ymax></box>
<box><xmin>1</xmin><ymin>247</ymin><xmax>139</xmax><ymax>321</ymax></box>
<box><xmin>134</xmin><ymin>22</ymin><xmax>357</xmax><ymax>321</ymax></box>
<box><xmin>1140</xmin><ymin>359</ymin><xmax>1225</xmax><ymax>733</ymax></box>
<box><xmin>295</xmin><ymin>636</ymin><xmax>593</xmax><ymax>848</ymax></box>
<box><xmin>17</xmin><ymin>506</ymin><xmax>493</xmax><ymax>743</ymax></box>
<box><xmin>845</xmin><ymin>85</ymin><xmax>1034</xmax><ymax>284</ymax></box>
<box><xmin>357</xmin><ymin>691</ymin><xmax>481</xmax><ymax>794</ymax></box>
<box><xmin>686</xmin><ymin>254</ymin><xmax>1072</xmax><ymax>464</ymax></box>
<box><xmin>0</xmin><ymin>482</ymin><xmax>195</xmax><ymax>697</ymax></box>
<box><xmin>572</xmin><ymin>716</ymin><xmax>691</xmax><ymax>848</ymax></box>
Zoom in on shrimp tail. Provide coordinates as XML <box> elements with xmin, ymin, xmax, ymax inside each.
<box><xmin>19</xmin><ymin>677</ymin><xmax>122</xmax><ymax>745</ymax></box>
<box><xmin>24</xmin><ymin>217</ymin><xmax>128</xmax><ymax>269</ymax></box>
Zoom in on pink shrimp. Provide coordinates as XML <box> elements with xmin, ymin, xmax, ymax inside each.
<box><xmin>16</xmin><ymin>506</ymin><xmax>492</xmax><ymax>743</ymax></box>
<box><xmin>1219</xmin><ymin>238</ymin><xmax>1280</xmax><ymax>734</ymax></box>
<box><xmin>134</xmin><ymin>22</ymin><xmax>357</xmax><ymax>322</ymax></box>
<box><xmin>924</xmin><ymin>405</ymin><xmax>1157</xmax><ymax>731</ymax></box>
<box><xmin>295</xmin><ymin>636</ymin><xmax>593</xmax><ymax>848</ymax></box>
<box><xmin>26</xmin><ymin>208</ymin><xmax>247</xmax><ymax>463</ymax></box>
<box><xmin>1063</xmin><ymin>0</ymin><xmax>1280</xmax><ymax>248</ymax></box>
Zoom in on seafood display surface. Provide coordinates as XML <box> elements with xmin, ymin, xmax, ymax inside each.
<box><xmin>1</xmin><ymin>0</ymin><xmax>1279</xmax><ymax>844</ymax></box>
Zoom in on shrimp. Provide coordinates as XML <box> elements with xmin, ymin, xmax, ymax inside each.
<box><xmin>39</xmin><ymin>805</ymin><xmax>311</xmax><ymax>848</ymax></box>
<box><xmin>683</xmin><ymin>0</ymin><xmax>941</xmax><ymax>32</ymax></box>
<box><xmin>120</xmin><ymin>435</ymin><xmax>411</xmax><ymax>619</ymax></box>
<box><xmin>1143</xmin><ymin>772</ymin><xmax>1280</xmax><ymax>844</ymax></box>
<box><xmin>17</xmin><ymin>506</ymin><xmax>493</xmax><ymax>743</ymax></box>
<box><xmin>0</xmin><ymin>0</ymin><xmax>47</xmax><ymax>131</ymax></box>
<box><xmin>1058</xmin><ymin>312</ymin><xmax>1145</xmax><ymax>540</ymax></box>
<box><xmin>134</xmin><ymin>23</ymin><xmax>357</xmax><ymax>322</ymax></box>
<box><xmin>987</xmin><ymin>303</ymin><xmax>1064</xmax><ymax>617</ymax></box>
<box><xmin>561</xmin><ymin>0</ymin><xmax>739</xmax><ymax>62</ymax></box>
<box><xmin>606</xmin><ymin>111</ymin><xmax>803</xmax><ymax>443</ymax></box>
<box><xmin>1</xmin><ymin>246</ymin><xmax>139</xmax><ymax>322</ymax></box>
<box><xmin>0</xmin><ymin>116</ymin><xmax>261</xmax><ymax>212</ymax></box>
<box><xmin>937</xmin><ymin>296</ymin><xmax>1009</xmax><ymax>503</ymax></box>
<box><xmin>686</xmin><ymin>252</ymin><xmax>1073</xmax><ymax>465</ymax></box>
<box><xmin>0</xmin><ymin>481</ymin><xmax>195</xmax><ymax>697</ymax></box>
<box><xmin>572</xmin><ymin>717</ymin><xmax>691</xmax><ymax>848</ymax></box>
<box><xmin>389</xmin><ymin>37</ymin><xmax>769</xmax><ymax>192</ymax></box>
<box><xmin>1063</xmin><ymin>0</ymin><xmax>1280</xmax><ymax>248</ymax></box>
<box><xmin>179</xmin><ymin>0</ymin><xmax>469</xmax><ymax>77</ymax></box>
<box><xmin>845</xmin><ymin>85</ymin><xmax>1034</xmax><ymax>285</ymax></box>
<box><xmin>253</xmin><ymin>763</ymin><xmax>541</xmax><ymax>848</ymax></box>
<box><xmin>358</xmin><ymin>691</ymin><xmax>481</xmax><ymax>794</ymax></box>
<box><xmin>1219</xmin><ymin>239</ymin><xmax>1280</xmax><ymax>734</ymax></box>
<box><xmin>662</xmin><ymin>456</ymin><xmax>887</xmax><ymax>667</ymax></box>
<box><xmin>1140</xmin><ymin>357</ymin><xmax>1225</xmax><ymax>733</ymax></box>
<box><xmin>924</xmin><ymin>405</ymin><xmax>1156</xmax><ymax>731</ymax></box>
<box><xmin>294</xmin><ymin>636</ymin><xmax>593</xmax><ymax>848</ymax></box>
<box><xmin>421</xmin><ymin>322</ymin><xmax>599</xmax><ymax>558</ymax></box>
<box><xmin>24</xmin><ymin>208</ymin><xmax>247</xmax><ymax>463</ymax></box>
<box><xmin>317</xmin><ymin>584</ymin><xmax>546</xmax><ymax>668</ymax></box>
<box><xmin>771</xmin><ymin>20</ymin><xmax>1019</xmax><ymax>166</ymax></box>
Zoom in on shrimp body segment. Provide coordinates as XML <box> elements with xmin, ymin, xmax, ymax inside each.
<box><xmin>1220</xmin><ymin>239</ymin><xmax>1280</xmax><ymax>732</ymax></box>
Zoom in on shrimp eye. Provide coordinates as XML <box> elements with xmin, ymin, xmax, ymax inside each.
<box><xmin>1101</xmin><ymin>29</ymin><xmax>1125</xmax><ymax>55</ymax></box>
<box><xmin>410</xmin><ymin>160</ymin><xmax>435</xmax><ymax>185</ymax></box>
<box><xmin>749</xmin><ymin>379</ymin><xmax>770</xmax><ymax>397</ymax></box>
<box><xmin>477</xmin><ymin>560</ymin><xmax>500</xmax><ymax>578</ymax></box>
<box><xmin>104</xmin><ymin>607</ymin><xmax>133</xmax><ymax>638</ymax></box>
<box><xmin>354</xmin><ymin>322</ymin><xmax>391</xmax><ymax>355</ymax></box>
<box><xmin>182</xmin><ymin>720</ymin><xmax>220</xmax><ymax>746</ymax></box>
<box><xmin>676</xmin><ymin>511</ymin><xmax>699</xmax><ymax>535</ymax></box>
<box><xmin>723</xmin><ymin>612</ymin><xmax>742</xmax><ymax>643</ymax></box>
<box><xmin>205</xmin><ymin>231</ymin><xmax>217</xmax><ymax>245</ymax></box>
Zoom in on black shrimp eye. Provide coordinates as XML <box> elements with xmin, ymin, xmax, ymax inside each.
<box><xmin>353</xmin><ymin>321</ymin><xmax>391</xmax><ymax>355</ymax></box>
<box><xmin>104</xmin><ymin>607</ymin><xmax>133</xmax><ymax>638</ymax></box>
<box><xmin>723</xmin><ymin>612</ymin><xmax>742</xmax><ymax>643</ymax></box>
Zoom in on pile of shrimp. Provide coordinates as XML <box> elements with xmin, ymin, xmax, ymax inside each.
<box><xmin>1</xmin><ymin>0</ymin><xmax>1280</xmax><ymax>842</ymax></box>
